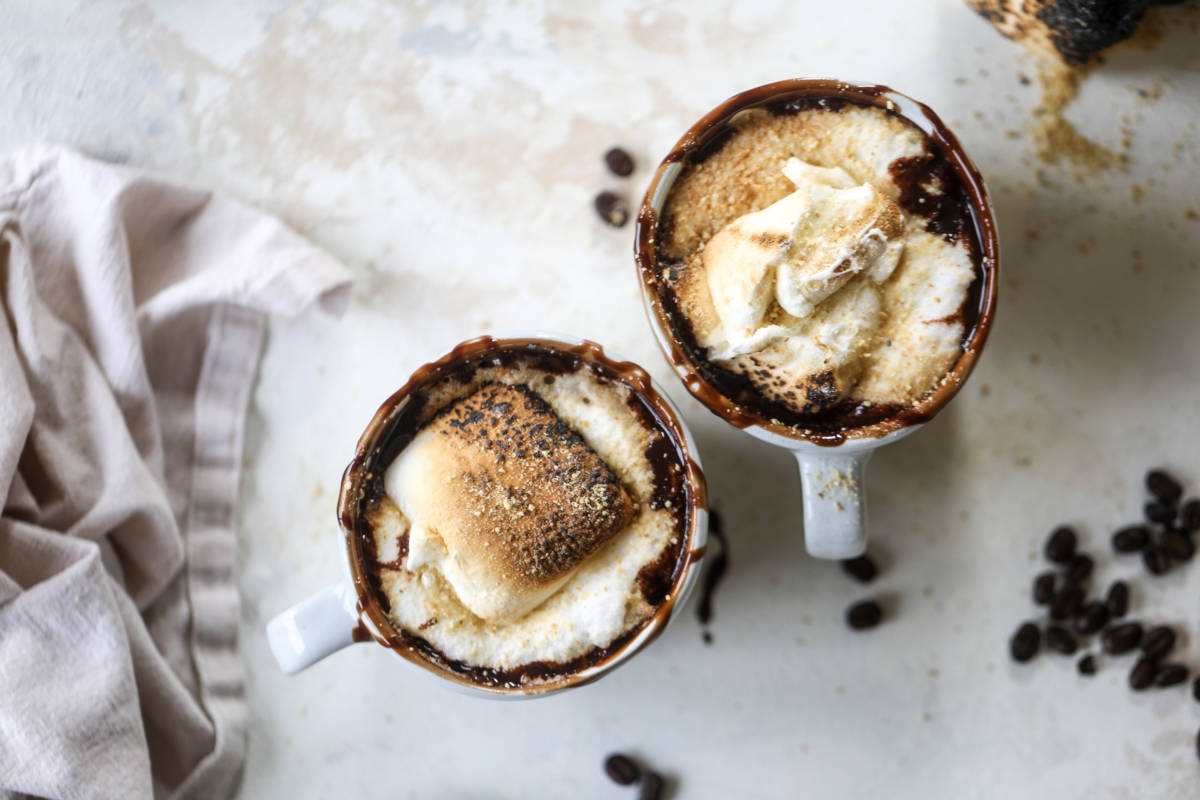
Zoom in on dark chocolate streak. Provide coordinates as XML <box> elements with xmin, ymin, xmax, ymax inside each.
<box><xmin>636</xmin><ymin>81</ymin><xmax>999</xmax><ymax>446</ymax></box>
<box><xmin>339</xmin><ymin>338</ymin><xmax>707</xmax><ymax>692</ymax></box>
<box><xmin>696</xmin><ymin>509</ymin><xmax>727</xmax><ymax>628</ymax></box>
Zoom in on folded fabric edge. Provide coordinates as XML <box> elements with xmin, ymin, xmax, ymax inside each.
<box><xmin>172</xmin><ymin>304</ymin><xmax>263</xmax><ymax>800</ymax></box>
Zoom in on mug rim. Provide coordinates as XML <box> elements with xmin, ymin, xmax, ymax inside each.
<box><xmin>335</xmin><ymin>334</ymin><xmax>709</xmax><ymax>697</ymax></box>
<box><xmin>634</xmin><ymin>77</ymin><xmax>1000</xmax><ymax>447</ymax></box>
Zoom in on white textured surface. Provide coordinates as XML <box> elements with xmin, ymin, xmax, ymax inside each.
<box><xmin>4</xmin><ymin>1</ymin><xmax>1200</xmax><ymax>797</ymax></box>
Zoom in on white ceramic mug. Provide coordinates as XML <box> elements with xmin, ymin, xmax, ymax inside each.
<box><xmin>634</xmin><ymin>78</ymin><xmax>999</xmax><ymax>561</ymax></box>
<box><xmin>266</xmin><ymin>334</ymin><xmax>709</xmax><ymax>697</ymax></box>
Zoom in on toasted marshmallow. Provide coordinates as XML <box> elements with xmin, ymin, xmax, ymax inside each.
<box><xmin>774</xmin><ymin>165</ymin><xmax>904</xmax><ymax>320</ymax></box>
<box><xmin>385</xmin><ymin>382</ymin><xmax>634</xmax><ymax>625</ymax></box>
<box><xmin>967</xmin><ymin>0</ymin><xmax>1157</xmax><ymax>64</ymax></box>
<box><xmin>700</xmin><ymin>157</ymin><xmax>904</xmax><ymax>361</ymax></box>
<box><xmin>702</xmin><ymin>189</ymin><xmax>807</xmax><ymax>354</ymax></box>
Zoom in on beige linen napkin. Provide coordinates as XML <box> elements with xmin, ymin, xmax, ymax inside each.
<box><xmin>0</xmin><ymin>146</ymin><xmax>351</xmax><ymax>800</ymax></box>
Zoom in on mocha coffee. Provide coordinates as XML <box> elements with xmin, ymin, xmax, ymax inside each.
<box><xmin>643</xmin><ymin>87</ymin><xmax>992</xmax><ymax>439</ymax></box>
<box><xmin>344</xmin><ymin>339</ymin><xmax>702</xmax><ymax>690</ymax></box>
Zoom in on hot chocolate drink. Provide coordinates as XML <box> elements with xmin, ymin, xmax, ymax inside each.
<box><xmin>341</xmin><ymin>338</ymin><xmax>704</xmax><ymax>691</ymax></box>
<box><xmin>638</xmin><ymin>83</ymin><xmax>996</xmax><ymax>442</ymax></box>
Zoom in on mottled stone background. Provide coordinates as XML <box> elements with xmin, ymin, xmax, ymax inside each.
<box><xmin>3</xmin><ymin>1</ymin><xmax>1199</xmax><ymax>797</ymax></box>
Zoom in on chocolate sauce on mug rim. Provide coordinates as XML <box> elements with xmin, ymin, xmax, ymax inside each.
<box><xmin>635</xmin><ymin>79</ymin><xmax>1000</xmax><ymax>446</ymax></box>
<box><xmin>336</xmin><ymin>336</ymin><xmax>708</xmax><ymax>694</ymax></box>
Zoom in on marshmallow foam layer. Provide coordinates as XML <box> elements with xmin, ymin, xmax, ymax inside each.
<box><xmin>662</xmin><ymin>103</ymin><xmax>978</xmax><ymax>414</ymax></box>
<box><xmin>366</xmin><ymin>365</ymin><xmax>681</xmax><ymax>672</ymax></box>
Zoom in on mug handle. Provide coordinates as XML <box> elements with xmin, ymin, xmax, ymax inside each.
<box><xmin>266</xmin><ymin>583</ymin><xmax>360</xmax><ymax>674</ymax></box>
<box><xmin>793</xmin><ymin>449</ymin><xmax>873</xmax><ymax>559</ymax></box>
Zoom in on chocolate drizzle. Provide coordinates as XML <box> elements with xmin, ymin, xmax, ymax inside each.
<box><xmin>889</xmin><ymin>154</ymin><xmax>972</xmax><ymax>242</ymax></box>
<box><xmin>635</xmin><ymin>79</ymin><xmax>1000</xmax><ymax>447</ymax></box>
<box><xmin>696</xmin><ymin>509</ymin><xmax>728</xmax><ymax>644</ymax></box>
<box><xmin>337</xmin><ymin>337</ymin><xmax>708</xmax><ymax>694</ymax></box>
<box><xmin>636</xmin><ymin>545</ymin><xmax>677</xmax><ymax>609</ymax></box>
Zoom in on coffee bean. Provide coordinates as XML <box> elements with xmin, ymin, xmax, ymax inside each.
<box><xmin>1195</xmin><ymin>728</ymin><xmax>1200</xmax><ymax>763</ymax></box>
<box><xmin>1141</xmin><ymin>626</ymin><xmax>1176</xmax><ymax>660</ymax></box>
<box><xmin>1074</xmin><ymin>601</ymin><xmax>1109</xmax><ymax>635</ymax></box>
<box><xmin>1044</xmin><ymin>526</ymin><xmax>1077</xmax><ymax>564</ymax></box>
<box><xmin>604</xmin><ymin>147</ymin><xmax>636</xmax><ymax>177</ymax></box>
<box><xmin>1146</xmin><ymin>469</ymin><xmax>1183</xmax><ymax>505</ymax></box>
<box><xmin>638</xmin><ymin>772</ymin><xmax>665</xmax><ymax>800</ymax></box>
<box><xmin>1154</xmin><ymin>663</ymin><xmax>1189</xmax><ymax>687</ymax></box>
<box><xmin>594</xmin><ymin>191</ymin><xmax>629</xmax><ymax>227</ymax></box>
<box><xmin>1163</xmin><ymin>527</ymin><xmax>1195</xmax><ymax>562</ymax></box>
<box><xmin>1182</xmin><ymin>499</ymin><xmax>1200</xmax><ymax>533</ymax></box>
<box><xmin>1105</xmin><ymin>581</ymin><xmax>1129</xmax><ymax>619</ymax></box>
<box><xmin>846</xmin><ymin>599</ymin><xmax>883</xmax><ymax>630</ymax></box>
<box><xmin>1101</xmin><ymin>622</ymin><xmax>1144</xmax><ymax>655</ymax></box>
<box><xmin>1045</xmin><ymin>625</ymin><xmax>1078</xmax><ymax>655</ymax></box>
<box><xmin>1193</xmin><ymin>676</ymin><xmax>1200</xmax><ymax>703</ymax></box>
<box><xmin>1143</xmin><ymin>543</ymin><xmax>1171</xmax><ymax>575</ymax></box>
<box><xmin>1065</xmin><ymin>553</ymin><xmax>1094</xmax><ymax>583</ymax></box>
<box><xmin>840</xmin><ymin>554</ymin><xmax>878</xmax><ymax>584</ymax></box>
<box><xmin>1010</xmin><ymin>622</ymin><xmax>1040</xmax><ymax>663</ymax></box>
<box><xmin>1032</xmin><ymin>572</ymin><xmax>1056</xmax><ymax>605</ymax></box>
<box><xmin>1145</xmin><ymin>501</ymin><xmax>1175</xmax><ymax>524</ymax></box>
<box><xmin>1049</xmin><ymin>583</ymin><xmax>1083</xmax><ymax>620</ymax></box>
<box><xmin>1112</xmin><ymin>525</ymin><xmax>1150</xmax><ymax>553</ymax></box>
<box><xmin>1077</xmin><ymin>654</ymin><xmax>1097</xmax><ymax>675</ymax></box>
<box><xmin>1130</xmin><ymin>657</ymin><xmax>1157</xmax><ymax>691</ymax></box>
<box><xmin>604</xmin><ymin>754</ymin><xmax>641</xmax><ymax>786</ymax></box>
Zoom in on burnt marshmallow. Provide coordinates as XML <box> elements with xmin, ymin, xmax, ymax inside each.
<box><xmin>387</xmin><ymin>383</ymin><xmax>634</xmax><ymax>624</ymax></box>
<box><xmin>365</xmin><ymin>361</ymin><xmax>687</xmax><ymax>672</ymax></box>
<box><xmin>664</xmin><ymin>102</ymin><xmax>977</xmax><ymax>416</ymax></box>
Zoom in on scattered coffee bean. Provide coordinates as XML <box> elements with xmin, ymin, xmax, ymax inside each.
<box><xmin>604</xmin><ymin>754</ymin><xmax>641</xmax><ymax>786</ymax></box>
<box><xmin>1154</xmin><ymin>663</ymin><xmax>1189</xmax><ymax>688</ymax></box>
<box><xmin>1145</xmin><ymin>501</ymin><xmax>1175</xmax><ymax>524</ymax></box>
<box><xmin>638</xmin><ymin>772</ymin><xmax>665</xmax><ymax>800</ymax></box>
<box><xmin>1147</xmin><ymin>469</ymin><xmax>1183</xmax><ymax>505</ymax></box>
<box><xmin>1105</xmin><ymin>581</ymin><xmax>1129</xmax><ymax>619</ymax></box>
<box><xmin>1049</xmin><ymin>583</ymin><xmax>1083</xmax><ymax>620</ymax></box>
<box><xmin>1045</xmin><ymin>526</ymin><xmax>1078</xmax><ymax>564</ymax></box>
<box><xmin>1112</xmin><ymin>525</ymin><xmax>1150</xmax><ymax>553</ymax></box>
<box><xmin>594</xmin><ymin>191</ymin><xmax>629</xmax><ymax>227</ymax></box>
<box><xmin>1101</xmin><ymin>622</ymin><xmax>1144</xmax><ymax>655</ymax></box>
<box><xmin>1045</xmin><ymin>625</ymin><xmax>1078</xmax><ymax>655</ymax></box>
<box><xmin>1141</xmin><ymin>626</ymin><xmax>1176</xmax><ymax>660</ymax></box>
<box><xmin>1032</xmin><ymin>572</ymin><xmax>1056</xmax><ymax>605</ymax></box>
<box><xmin>846</xmin><ymin>599</ymin><xmax>883</xmax><ymax>630</ymax></box>
<box><xmin>604</xmin><ymin>147</ymin><xmax>636</xmax><ymax>177</ymax></box>
<box><xmin>1074</xmin><ymin>601</ymin><xmax>1109</xmax><ymax>636</ymax></box>
<box><xmin>1010</xmin><ymin>468</ymin><xmax>1200</xmax><ymax>767</ymax></box>
<box><xmin>1163</xmin><ymin>527</ymin><xmax>1195</xmax><ymax>562</ymax></box>
<box><xmin>1182</xmin><ymin>499</ymin><xmax>1200</xmax><ymax>533</ymax></box>
<box><xmin>1130</xmin><ymin>657</ymin><xmax>1157</xmax><ymax>691</ymax></box>
<box><xmin>1010</xmin><ymin>622</ymin><xmax>1041</xmax><ymax>663</ymax></box>
<box><xmin>1065</xmin><ymin>553</ymin><xmax>1094</xmax><ymax>583</ymax></box>
<box><xmin>840</xmin><ymin>554</ymin><xmax>878</xmax><ymax>584</ymax></box>
<box><xmin>1143</xmin><ymin>543</ymin><xmax>1171</xmax><ymax>575</ymax></box>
